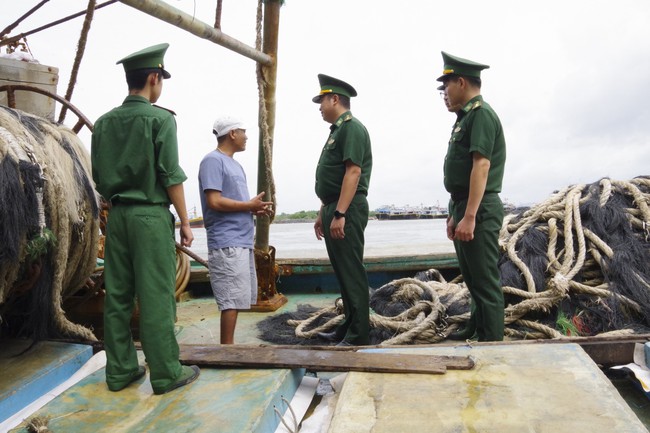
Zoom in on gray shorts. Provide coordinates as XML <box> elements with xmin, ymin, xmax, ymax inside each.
<box><xmin>208</xmin><ymin>247</ymin><xmax>257</xmax><ymax>310</ymax></box>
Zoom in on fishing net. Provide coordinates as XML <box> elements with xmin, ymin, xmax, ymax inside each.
<box><xmin>0</xmin><ymin>106</ymin><xmax>99</xmax><ymax>341</ymax></box>
<box><xmin>260</xmin><ymin>177</ymin><xmax>650</xmax><ymax>344</ymax></box>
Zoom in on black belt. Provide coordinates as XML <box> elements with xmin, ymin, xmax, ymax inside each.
<box><xmin>321</xmin><ymin>191</ymin><xmax>367</xmax><ymax>206</ymax></box>
<box><xmin>111</xmin><ymin>199</ymin><xmax>168</xmax><ymax>207</ymax></box>
<box><xmin>450</xmin><ymin>191</ymin><xmax>469</xmax><ymax>202</ymax></box>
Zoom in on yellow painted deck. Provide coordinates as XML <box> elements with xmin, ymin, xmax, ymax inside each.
<box><xmin>328</xmin><ymin>344</ymin><xmax>649</xmax><ymax>433</ymax></box>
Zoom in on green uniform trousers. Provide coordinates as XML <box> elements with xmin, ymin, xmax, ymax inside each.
<box><xmin>450</xmin><ymin>193</ymin><xmax>505</xmax><ymax>341</ymax></box>
<box><xmin>103</xmin><ymin>204</ymin><xmax>182</xmax><ymax>392</ymax></box>
<box><xmin>322</xmin><ymin>195</ymin><xmax>370</xmax><ymax>345</ymax></box>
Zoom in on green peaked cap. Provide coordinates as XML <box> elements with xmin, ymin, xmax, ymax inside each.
<box><xmin>117</xmin><ymin>43</ymin><xmax>171</xmax><ymax>79</ymax></box>
<box><xmin>436</xmin><ymin>51</ymin><xmax>489</xmax><ymax>82</ymax></box>
<box><xmin>312</xmin><ymin>74</ymin><xmax>357</xmax><ymax>103</ymax></box>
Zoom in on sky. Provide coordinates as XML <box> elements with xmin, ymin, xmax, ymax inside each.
<box><xmin>2</xmin><ymin>0</ymin><xmax>650</xmax><ymax>215</ymax></box>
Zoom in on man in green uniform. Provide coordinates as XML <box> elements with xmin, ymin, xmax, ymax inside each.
<box><xmin>437</xmin><ymin>52</ymin><xmax>506</xmax><ymax>342</ymax></box>
<box><xmin>91</xmin><ymin>43</ymin><xmax>200</xmax><ymax>394</ymax></box>
<box><xmin>312</xmin><ymin>74</ymin><xmax>373</xmax><ymax>346</ymax></box>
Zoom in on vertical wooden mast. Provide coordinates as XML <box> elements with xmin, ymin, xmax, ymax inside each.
<box><xmin>254</xmin><ymin>0</ymin><xmax>280</xmax><ymax>253</ymax></box>
<box><xmin>252</xmin><ymin>0</ymin><xmax>287</xmax><ymax>311</ymax></box>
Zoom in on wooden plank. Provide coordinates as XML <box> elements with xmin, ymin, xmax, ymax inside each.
<box><xmin>578</xmin><ymin>340</ymin><xmax>636</xmax><ymax>366</ymax></box>
<box><xmin>430</xmin><ymin>334</ymin><xmax>650</xmax><ymax>367</ymax></box>
<box><xmin>178</xmin><ymin>345</ymin><xmax>475</xmax><ymax>374</ymax></box>
<box><xmin>477</xmin><ymin>335</ymin><xmax>649</xmax><ymax>366</ymax></box>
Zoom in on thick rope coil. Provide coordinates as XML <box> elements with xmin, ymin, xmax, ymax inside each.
<box><xmin>287</xmin><ymin>177</ymin><xmax>650</xmax><ymax>343</ymax></box>
<box><xmin>1</xmin><ymin>107</ymin><xmax>99</xmax><ymax>341</ymax></box>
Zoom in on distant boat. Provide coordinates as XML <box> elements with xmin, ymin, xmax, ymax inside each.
<box><xmin>375</xmin><ymin>206</ymin><xmax>414</xmax><ymax>220</ymax></box>
<box><xmin>416</xmin><ymin>207</ymin><xmax>448</xmax><ymax>219</ymax></box>
<box><xmin>174</xmin><ymin>206</ymin><xmax>203</xmax><ymax>228</ymax></box>
<box><xmin>375</xmin><ymin>205</ymin><xmax>446</xmax><ymax>220</ymax></box>
<box><xmin>176</xmin><ymin>216</ymin><xmax>204</xmax><ymax>229</ymax></box>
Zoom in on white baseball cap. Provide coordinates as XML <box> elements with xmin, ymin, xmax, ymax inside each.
<box><xmin>212</xmin><ymin>116</ymin><xmax>246</xmax><ymax>137</ymax></box>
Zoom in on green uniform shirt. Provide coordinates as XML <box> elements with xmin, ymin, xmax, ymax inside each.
<box><xmin>315</xmin><ymin>111</ymin><xmax>372</xmax><ymax>200</ymax></box>
<box><xmin>443</xmin><ymin>95</ymin><xmax>506</xmax><ymax>194</ymax></box>
<box><xmin>91</xmin><ymin>95</ymin><xmax>187</xmax><ymax>204</ymax></box>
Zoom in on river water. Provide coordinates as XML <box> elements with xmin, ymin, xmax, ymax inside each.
<box><xmin>179</xmin><ymin>219</ymin><xmax>455</xmax><ymax>260</ymax></box>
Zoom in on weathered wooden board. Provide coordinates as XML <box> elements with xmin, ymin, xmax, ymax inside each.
<box><xmin>179</xmin><ymin>344</ymin><xmax>475</xmax><ymax>374</ymax></box>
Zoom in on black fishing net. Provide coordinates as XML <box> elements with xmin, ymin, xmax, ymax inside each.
<box><xmin>258</xmin><ymin>177</ymin><xmax>650</xmax><ymax>344</ymax></box>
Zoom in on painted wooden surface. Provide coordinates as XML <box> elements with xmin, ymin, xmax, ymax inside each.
<box><xmin>328</xmin><ymin>343</ymin><xmax>649</xmax><ymax>433</ymax></box>
<box><xmin>188</xmin><ymin>253</ymin><xmax>460</xmax><ymax>295</ymax></box>
<box><xmin>8</xmin><ymin>361</ymin><xmax>305</xmax><ymax>433</ymax></box>
<box><xmin>0</xmin><ymin>340</ymin><xmax>92</xmax><ymax>424</ymax></box>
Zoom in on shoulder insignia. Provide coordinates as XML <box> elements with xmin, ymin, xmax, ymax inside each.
<box><xmin>327</xmin><ymin>137</ymin><xmax>335</xmax><ymax>145</ymax></box>
<box><xmin>343</xmin><ymin>113</ymin><xmax>353</xmax><ymax>122</ymax></box>
<box><xmin>152</xmin><ymin>104</ymin><xmax>176</xmax><ymax>115</ymax></box>
<box><xmin>471</xmin><ymin>100</ymin><xmax>482</xmax><ymax>110</ymax></box>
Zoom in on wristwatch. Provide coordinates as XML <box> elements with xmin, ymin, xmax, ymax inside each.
<box><xmin>334</xmin><ymin>210</ymin><xmax>346</xmax><ymax>219</ymax></box>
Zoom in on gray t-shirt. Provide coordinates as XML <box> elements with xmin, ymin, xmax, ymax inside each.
<box><xmin>198</xmin><ymin>150</ymin><xmax>254</xmax><ymax>249</ymax></box>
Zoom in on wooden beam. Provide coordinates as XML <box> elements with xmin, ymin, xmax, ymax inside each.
<box><xmin>118</xmin><ymin>0</ymin><xmax>272</xmax><ymax>65</ymax></box>
<box><xmin>178</xmin><ymin>344</ymin><xmax>475</xmax><ymax>374</ymax></box>
<box><xmin>429</xmin><ymin>335</ymin><xmax>650</xmax><ymax>367</ymax></box>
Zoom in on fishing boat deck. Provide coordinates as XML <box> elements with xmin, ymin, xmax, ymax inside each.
<box><xmin>1</xmin><ymin>294</ymin><xmax>337</xmax><ymax>433</ymax></box>
<box><xmin>331</xmin><ymin>344</ymin><xmax>649</xmax><ymax>433</ymax></box>
<box><xmin>3</xmin><ymin>294</ymin><xmax>650</xmax><ymax>432</ymax></box>
<box><xmin>175</xmin><ymin>292</ymin><xmax>340</xmax><ymax>345</ymax></box>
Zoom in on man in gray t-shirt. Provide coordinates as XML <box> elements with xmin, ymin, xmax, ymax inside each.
<box><xmin>198</xmin><ymin>116</ymin><xmax>273</xmax><ymax>344</ymax></box>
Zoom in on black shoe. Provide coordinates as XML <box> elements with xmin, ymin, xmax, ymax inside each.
<box><xmin>448</xmin><ymin>326</ymin><xmax>477</xmax><ymax>341</ymax></box>
<box><xmin>108</xmin><ymin>365</ymin><xmax>146</xmax><ymax>392</ymax></box>
<box><xmin>153</xmin><ymin>365</ymin><xmax>200</xmax><ymax>395</ymax></box>
<box><xmin>335</xmin><ymin>341</ymin><xmax>353</xmax><ymax>347</ymax></box>
<box><xmin>317</xmin><ymin>331</ymin><xmax>340</xmax><ymax>342</ymax></box>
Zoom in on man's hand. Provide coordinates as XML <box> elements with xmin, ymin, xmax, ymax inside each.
<box><xmin>446</xmin><ymin>216</ymin><xmax>455</xmax><ymax>241</ymax></box>
<box><xmin>314</xmin><ymin>212</ymin><xmax>324</xmax><ymax>240</ymax></box>
<box><xmin>249</xmin><ymin>192</ymin><xmax>273</xmax><ymax>215</ymax></box>
<box><xmin>330</xmin><ymin>216</ymin><xmax>345</xmax><ymax>240</ymax></box>
<box><xmin>454</xmin><ymin>215</ymin><xmax>476</xmax><ymax>242</ymax></box>
<box><xmin>179</xmin><ymin>224</ymin><xmax>194</xmax><ymax>247</ymax></box>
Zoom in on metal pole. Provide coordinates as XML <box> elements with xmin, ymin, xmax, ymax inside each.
<box><xmin>118</xmin><ymin>0</ymin><xmax>272</xmax><ymax>65</ymax></box>
<box><xmin>254</xmin><ymin>0</ymin><xmax>280</xmax><ymax>252</ymax></box>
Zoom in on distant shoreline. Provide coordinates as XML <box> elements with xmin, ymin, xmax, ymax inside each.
<box><xmin>272</xmin><ymin>218</ymin><xmax>315</xmax><ymax>224</ymax></box>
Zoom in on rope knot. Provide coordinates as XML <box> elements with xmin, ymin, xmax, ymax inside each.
<box><xmin>549</xmin><ymin>273</ymin><xmax>570</xmax><ymax>298</ymax></box>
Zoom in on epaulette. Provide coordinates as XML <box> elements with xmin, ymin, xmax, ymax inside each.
<box><xmin>153</xmin><ymin>104</ymin><xmax>176</xmax><ymax>116</ymax></box>
<box><xmin>335</xmin><ymin>113</ymin><xmax>354</xmax><ymax>127</ymax></box>
<box><xmin>462</xmin><ymin>99</ymin><xmax>483</xmax><ymax>113</ymax></box>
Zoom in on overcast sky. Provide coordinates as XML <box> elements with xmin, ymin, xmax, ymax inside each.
<box><xmin>3</xmin><ymin>0</ymin><xmax>650</xmax><ymax>214</ymax></box>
